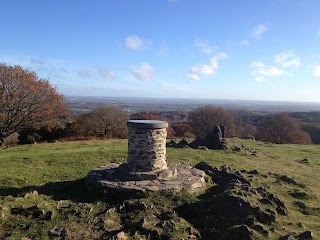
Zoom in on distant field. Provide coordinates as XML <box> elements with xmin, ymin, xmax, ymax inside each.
<box><xmin>1</xmin><ymin>139</ymin><xmax>320</xmax><ymax>239</ymax></box>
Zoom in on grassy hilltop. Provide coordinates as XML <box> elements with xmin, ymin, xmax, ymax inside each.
<box><xmin>0</xmin><ymin>139</ymin><xmax>320</xmax><ymax>239</ymax></box>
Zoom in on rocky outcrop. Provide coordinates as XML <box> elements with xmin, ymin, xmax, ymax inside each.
<box><xmin>171</xmin><ymin>125</ymin><xmax>229</xmax><ymax>150</ymax></box>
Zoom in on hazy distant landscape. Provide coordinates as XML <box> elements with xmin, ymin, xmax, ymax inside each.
<box><xmin>66</xmin><ymin>96</ymin><xmax>320</xmax><ymax>114</ymax></box>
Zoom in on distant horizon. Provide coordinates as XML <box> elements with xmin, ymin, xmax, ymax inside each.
<box><xmin>65</xmin><ymin>95</ymin><xmax>320</xmax><ymax>105</ymax></box>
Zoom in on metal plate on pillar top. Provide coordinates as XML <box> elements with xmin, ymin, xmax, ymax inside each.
<box><xmin>127</xmin><ymin>120</ymin><xmax>168</xmax><ymax>129</ymax></box>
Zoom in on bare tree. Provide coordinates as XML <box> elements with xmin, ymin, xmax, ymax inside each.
<box><xmin>188</xmin><ymin>105</ymin><xmax>236</xmax><ymax>137</ymax></box>
<box><xmin>0</xmin><ymin>63</ymin><xmax>68</xmax><ymax>146</ymax></box>
<box><xmin>256</xmin><ymin>112</ymin><xmax>311</xmax><ymax>144</ymax></box>
<box><xmin>75</xmin><ymin>106</ymin><xmax>129</xmax><ymax>138</ymax></box>
<box><xmin>232</xmin><ymin>110</ymin><xmax>256</xmax><ymax>137</ymax></box>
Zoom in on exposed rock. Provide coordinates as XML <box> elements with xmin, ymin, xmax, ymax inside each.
<box><xmin>10</xmin><ymin>205</ymin><xmax>50</xmax><ymax>220</ymax></box>
<box><xmin>112</xmin><ymin>231</ymin><xmax>127</xmax><ymax>240</ymax></box>
<box><xmin>219</xmin><ymin>225</ymin><xmax>258</xmax><ymax>240</ymax></box>
<box><xmin>248</xmin><ymin>170</ymin><xmax>259</xmax><ymax>175</ymax></box>
<box><xmin>177</xmin><ymin>139</ymin><xmax>189</xmax><ymax>148</ymax></box>
<box><xmin>182</xmin><ymin>125</ymin><xmax>228</xmax><ymax>150</ymax></box>
<box><xmin>194</xmin><ymin>161</ymin><xmax>217</xmax><ymax>174</ymax></box>
<box><xmin>177</xmin><ymin>164</ymin><xmax>288</xmax><ymax>239</ymax></box>
<box><xmin>280</xmin><ymin>234</ymin><xmax>296</xmax><ymax>240</ymax></box>
<box><xmin>166</xmin><ymin>140</ymin><xmax>177</xmax><ymax>148</ymax></box>
<box><xmin>288</xmin><ymin>190</ymin><xmax>310</xmax><ymax>200</ymax></box>
<box><xmin>272</xmin><ymin>173</ymin><xmax>305</xmax><ymax>188</ymax></box>
<box><xmin>188</xmin><ymin>136</ymin><xmax>203</xmax><ymax>149</ymax></box>
<box><xmin>297</xmin><ymin>230</ymin><xmax>313</xmax><ymax>239</ymax></box>
<box><xmin>297</xmin><ymin>158</ymin><xmax>309</xmax><ymax>164</ymax></box>
<box><xmin>48</xmin><ymin>226</ymin><xmax>68</xmax><ymax>239</ymax></box>
<box><xmin>202</xmin><ymin>125</ymin><xmax>225</xmax><ymax>150</ymax></box>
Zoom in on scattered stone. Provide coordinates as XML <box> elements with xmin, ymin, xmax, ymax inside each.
<box><xmin>177</xmin><ymin>139</ymin><xmax>189</xmax><ymax>148</ymax></box>
<box><xmin>48</xmin><ymin>226</ymin><xmax>68</xmax><ymax>239</ymax></box>
<box><xmin>232</xmin><ymin>145</ymin><xmax>241</xmax><ymax>152</ymax></box>
<box><xmin>276</xmin><ymin>206</ymin><xmax>288</xmax><ymax>216</ymax></box>
<box><xmin>166</xmin><ymin>139</ymin><xmax>177</xmax><ymax>148</ymax></box>
<box><xmin>280</xmin><ymin>234</ymin><xmax>296</xmax><ymax>240</ymax></box>
<box><xmin>188</xmin><ymin>136</ymin><xmax>203</xmax><ymax>149</ymax></box>
<box><xmin>194</xmin><ymin>162</ymin><xmax>217</xmax><ymax>174</ymax></box>
<box><xmin>288</xmin><ymin>190</ymin><xmax>310</xmax><ymax>200</ymax></box>
<box><xmin>248</xmin><ymin>170</ymin><xmax>259</xmax><ymax>175</ymax></box>
<box><xmin>259</xmin><ymin>198</ymin><xmax>273</xmax><ymax>205</ymax></box>
<box><xmin>219</xmin><ymin>225</ymin><xmax>258</xmax><ymax>240</ymax></box>
<box><xmin>252</xmin><ymin>223</ymin><xmax>269</xmax><ymax>236</ymax></box>
<box><xmin>112</xmin><ymin>231</ymin><xmax>127</xmax><ymax>240</ymax></box>
<box><xmin>11</xmin><ymin>205</ymin><xmax>44</xmax><ymax>219</ymax></box>
<box><xmin>297</xmin><ymin>158</ymin><xmax>309</xmax><ymax>164</ymax></box>
<box><xmin>297</xmin><ymin>230</ymin><xmax>313</xmax><ymax>239</ymax></box>
<box><xmin>272</xmin><ymin>173</ymin><xmax>305</xmax><ymax>188</ymax></box>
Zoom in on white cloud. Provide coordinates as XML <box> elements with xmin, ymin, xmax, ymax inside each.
<box><xmin>195</xmin><ymin>40</ymin><xmax>213</xmax><ymax>54</ymax></box>
<box><xmin>188</xmin><ymin>73</ymin><xmax>201</xmax><ymax>81</ymax></box>
<box><xmin>274</xmin><ymin>51</ymin><xmax>301</xmax><ymax>67</ymax></box>
<box><xmin>131</xmin><ymin>63</ymin><xmax>155</xmax><ymax>82</ymax></box>
<box><xmin>252</xmin><ymin>24</ymin><xmax>268</xmax><ymax>39</ymax></box>
<box><xmin>125</xmin><ymin>35</ymin><xmax>145</xmax><ymax>50</ymax></box>
<box><xmin>314</xmin><ymin>65</ymin><xmax>320</xmax><ymax>77</ymax></box>
<box><xmin>250</xmin><ymin>60</ymin><xmax>287</xmax><ymax>82</ymax></box>
<box><xmin>188</xmin><ymin>52</ymin><xmax>227</xmax><ymax>80</ymax></box>
<box><xmin>97</xmin><ymin>68</ymin><xmax>117</xmax><ymax>80</ymax></box>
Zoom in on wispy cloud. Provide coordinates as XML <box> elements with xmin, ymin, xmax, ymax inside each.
<box><xmin>314</xmin><ymin>65</ymin><xmax>320</xmax><ymax>77</ymax></box>
<box><xmin>29</xmin><ymin>57</ymin><xmax>68</xmax><ymax>75</ymax></box>
<box><xmin>188</xmin><ymin>52</ymin><xmax>227</xmax><ymax>81</ymax></box>
<box><xmin>241</xmin><ymin>40</ymin><xmax>249</xmax><ymax>46</ymax></box>
<box><xmin>78</xmin><ymin>66</ymin><xmax>117</xmax><ymax>80</ymax></box>
<box><xmin>158</xmin><ymin>42</ymin><xmax>170</xmax><ymax>57</ymax></box>
<box><xmin>97</xmin><ymin>68</ymin><xmax>117</xmax><ymax>80</ymax></box>
<box><xmin>131</xmin><ymin>63</ymin><xmax>155</xmax><ymax>82</ymax></box>
<box><xmin>250</xmin><ymin>60</ymin><xmax>287</xmax><ymax>82</ymax></box>
<box><xmin>251</xmin><ymin>24</ymin><xmax>268</xmax><ymax>39</ymax></box>
<box><xmin>274</xmin><ymin>51</ymin><xmax>301</xmax><ymax>67</ymax></box>
<box><xmin>195</xmin><ymin>39</ymin><xmax>213</xmax><ymax>54</ymax></box>
<box><xmin>125</xmin><ymin>35</ymin><xmax>146</xmax><ymax>50</ymax></box>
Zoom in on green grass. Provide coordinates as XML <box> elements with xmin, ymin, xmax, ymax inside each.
<box><xmin>0</xmin><ymin>138</ymin><xmax>320</xmax><ymax>239</ymax></box>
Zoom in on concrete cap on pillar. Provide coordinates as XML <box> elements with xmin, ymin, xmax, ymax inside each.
<box><xmin>127</xmin><ymin>120</ymin><xmax>168</xmax><ymax>129</ymax></box>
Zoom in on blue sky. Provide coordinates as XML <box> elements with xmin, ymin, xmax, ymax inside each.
<box><xmin>1</xmin><ymin>0</ymin><xmax>320</xmax><ymax>102</ymax></box>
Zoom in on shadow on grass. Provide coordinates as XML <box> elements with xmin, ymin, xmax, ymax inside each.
<box><xmin>0</xmin><ymin>178</ymin><xmax>141</xmax><ymax>204</ymax></box>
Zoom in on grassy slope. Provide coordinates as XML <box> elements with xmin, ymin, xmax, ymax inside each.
<box><xmin>0</xmin><ymin>139</ymin><xmax>319</xmax><ymax>239</ymax></box>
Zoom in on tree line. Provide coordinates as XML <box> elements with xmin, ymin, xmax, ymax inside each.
<box><xmin>0</xmin><ymin>63</ymin><xmax>316</xmax><ymax>146</ymax></box>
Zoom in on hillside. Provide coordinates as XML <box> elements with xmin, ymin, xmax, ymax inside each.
<box><xmin>0</xmin><ymin>139</ymin><xmax>319</xmax><ymax>239</ymax></box>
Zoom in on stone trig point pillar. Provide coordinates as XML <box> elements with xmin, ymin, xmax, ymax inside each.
<box><xmin>86</xmin><ymin>120</ymin><xmax>206</xmax><ymax>193</ymax></box>
<box><xmin>127</xmin><ymin>120</ymin><xmax>168</xmax><ymax>172</ymax></box>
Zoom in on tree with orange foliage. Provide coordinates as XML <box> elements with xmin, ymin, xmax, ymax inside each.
<box><xmin>0</xmin><ymin>63</ymin><xmax>69</xmax><ymax>146</ymax></box>
<box><xmin>256</xmin><ymin>112</ymin><xmax>311</xmax><ymax>144</ymax></box>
